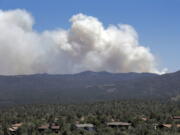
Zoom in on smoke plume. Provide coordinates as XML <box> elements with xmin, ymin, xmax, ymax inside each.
<box><xmin>0</xmin><ymin>9</ymin><xmax>163</xmax><ymax>75</ymax></box>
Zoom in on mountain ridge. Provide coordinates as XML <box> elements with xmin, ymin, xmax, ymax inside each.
<box><xmin>0</xmin><ymin>71</ymin><xmax>180</xmax><ymax>106</ymax></box>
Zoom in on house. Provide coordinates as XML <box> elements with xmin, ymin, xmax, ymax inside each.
<box><xmin>75</xmin><ymin>124</ymin><xmax>94</xmax><ymax>131</ymax></box>
<box><xmin>9</xmin><ymin>127</ymin><xmax>19</xmax><ymax>135</ymax></box>
<box><xmin>9</xmin><ymin>127</ymin><xmax>19</xmax><ymax>132</ymax></box>
<box><xmin>158</xmin><ymin>124</ymin><xmax>180</xmax><ymax>129</ymax></box>
<box><xmin>38</xmin><ymin>123</ymin><xmax>60</xmax><ymax>133</ymax></box>
<box><xmin>50</xmin><ymin>125</ymin><xmax>60</xmax><ymax>133</ymax></box>
<box><xmin>38</xmin><ymin>124</ymin><xmax>49</xmax><ymax>132</ymax></box>
<box><xmin>11</xmin><ymin>123</ymin><xmax>23</xmax><ymax>127</ymax></box>
<box><xmin>8</xmin><ymin>123</ymin><xmax>23</xmax><ymax>135</ymax></box>
<box><xmin>172</xmin><ymin>116</ymin><xmax>180</xmax><ymax>120</ymax></box>
<box><xmin>107</xmin><ymin>122</ymin><xmax>131</xmax><ymax>128</ymax></box>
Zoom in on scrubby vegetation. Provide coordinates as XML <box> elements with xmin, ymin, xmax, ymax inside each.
<box><xmin>0</xmin><ymin>100</ymin><xmax>180</xmax><ymax>135</ymax></box>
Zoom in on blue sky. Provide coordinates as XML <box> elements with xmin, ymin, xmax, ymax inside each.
<box><xmin>0</xmin><ymin>0</ymin><xmax>179</xmax><ymax>72</ymax></box>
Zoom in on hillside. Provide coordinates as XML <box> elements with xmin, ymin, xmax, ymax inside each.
<box><xmin>0</xmin><ymin>71</ymin><xmax>180</xmax><ymax>105</ymax></box>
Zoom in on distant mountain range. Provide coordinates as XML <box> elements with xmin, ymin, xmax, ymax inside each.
<box><xmin>0</xmin><ymin>71</ymin><xmax>180</xmax><ymax>106</ymax></box>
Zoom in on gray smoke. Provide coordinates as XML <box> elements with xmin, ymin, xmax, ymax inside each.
<box><xmin>0</xmin><ymin>9</ymin><xmax>165</xmax><ymax>75</ymax></box>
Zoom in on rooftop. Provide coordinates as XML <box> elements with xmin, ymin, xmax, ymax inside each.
<box><xmin>160</xmin><ymin>124</ymin><xmax>180</xmax><ymax>128</ymax></box>
<box><xmin>38</xmin><ymin>124</ymin><xmax>49</xmax><ymax>129</ymax></box>
<box><xmin>51</xmin><ymin>125</ymin><xmax>60</xmax><ymax>129</ymax></box>
<box><xmin>172</xmin><ymin>116</ymin><xmax>180</xmax><ymax>119</ymax></box>
<box><xmin>8</xmin><ymin>123</ymin><xmax>23</xmax><ymax>132</ymax></box>
<box><xmin>107</xmin><ymin>122</ymin><xmax>131</xmax><ymax>126</ymax></box>
<box><xmin>75</xmin><ymin>124</ymin><xmax>94</xmax><ymax>128</ymax></box>
<box><xmin>8</xmin><ymin>127</ymin><xmax>19</xmax><ymax>132</ymax></box>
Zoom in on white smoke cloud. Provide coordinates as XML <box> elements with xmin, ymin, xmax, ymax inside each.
<box><xmin>0</xmin><ymin>9</ymin><xmax>164</xmax><ymax>75</ymax></box>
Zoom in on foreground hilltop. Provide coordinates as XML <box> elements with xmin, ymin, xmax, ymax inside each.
<box><xmin>0</xmin><ymin>71</ymin><xmax>180</xmax><ymax>105</ymax></box>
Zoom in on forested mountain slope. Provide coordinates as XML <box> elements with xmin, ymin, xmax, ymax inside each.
<box><xmin>0</xmin><ymin>71</ymin><xmax>180</xmax><ymax>105</ymax></box>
